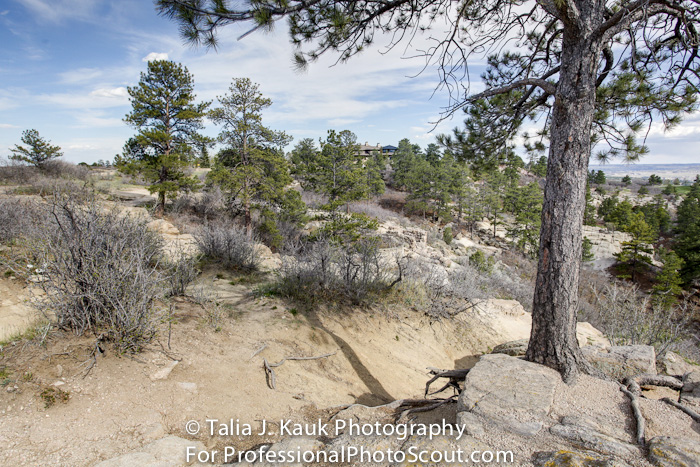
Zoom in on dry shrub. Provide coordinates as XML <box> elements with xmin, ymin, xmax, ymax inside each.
<box><xmin>163</xmin><ymin>250</ymin><xmax>200</xmax><ymax>297</ymax></box>
<box><xmin>194</xmin><ymin>221</ymin><xmax>260</xmax><ymax>272</ymax></box>
<box><xmin>0</xmin><ymin>197</ymin><xmax>46</xmax><ymax>243</ymax></box>
<box><xmin>27</xmin><ymin>197</ymin><xmax>164</xmax><ymax>352</ymax></box>
<box><xmin>347</xmin><ymin>201</ymin><xmax>399</xmax><ymax>222</ymax></box>
<box><xmin>592</xmin><ymin>283</ymin><xmax>690</xmax><ymax>355</ymax></box>
<box><xmin>275</xmin><ymin>237</ymin><xmax>392</xmax><ymax>305</ymax></box>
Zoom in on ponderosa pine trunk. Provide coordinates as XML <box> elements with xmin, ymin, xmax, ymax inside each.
<box><xmin>526</xmin><ymin>12</ymin><xmax>603</xmax><ymax>383</ymax></box>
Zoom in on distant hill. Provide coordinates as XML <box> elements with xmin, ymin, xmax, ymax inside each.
<box><xmin>589</xmin><ymin>163</ymin><xmax>700</xmax><ymax>181</ymax></box>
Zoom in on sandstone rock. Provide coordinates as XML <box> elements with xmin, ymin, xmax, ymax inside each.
<box><xmin>491</xmin><ymin>339</ymin><xmax>528</xmax><ymax>356</ymax></box>
<box><xmin>549</xmin><ymin>424</ymin><xmax>640</xmax><ymax>458</ymax></box>
<box><xmin>680</xmin><ymin>371</ymin><xmax>700</xmax><ymax>409</ymax></box>
<box><xmin>147</xmin><ymin>219</ymin><xmax>180</xmax><ymax>236</ymax></box>
<box><xmin>150</xmin><ymin>360</ymin><xmax>179</xmax><ymax>381</ymax></box>
<box><xmin>177</xmin><ymin>382</ymin><xmax>197</xmax><ymax>393</ymax></box>
<box><xmin>533</xmin><ymin>450</ymin><xmax>628</xmax><ymax>467</ymax></box>
<box><xmin>95</xmin><ymin>435</ymin><xmax>206</xmax><ymax>467</ymax></box>
<box><xmin>582</xmin><ymin>345</ymin><xmax>656</xmax><ymax>380</ymax></box>
<box><xmin>457</xmin><ymin>354</ymin><xmax>560</xmax><ymax>437</ymax></box>
<box><xmin>647</xmin><ymin>436</ymin><xmax>700</xmax><ymax>467</ymax></box>
<box><xmin>456</xmin><ymin>411</ymin><xmax>485</xmax><ymax>437</ymax></box>
<box><xmin>658</xmin><ymin>352</ymin><xmax>698</xmax><ymax>377</ymax></box>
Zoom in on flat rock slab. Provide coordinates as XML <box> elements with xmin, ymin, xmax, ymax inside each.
<box><xmin>680</xmin><ymin>371</ymin><xmax>700</xmax><ymax>409</ymax></box>
<box><xmin>549</xmin><ymin>424</ymin><xmax>640</xmax><ymax>458</ymax></box>
<box><xmin>648</xmin><ymin>436</ymin><xmax>700</xmax><ymax>467</ymax></box>
<box><xmin>457</xmin><ymin>354</ymin><xmax>560</xmax><ymax>437</ymax></box>
<box><xmin>582</xmin><ymin>345</ymin><xmax>656</xmax><ymax>380</ymax></box>
<box><xmin>533</xmin><ymin>450</ymin><xmax>629</xmax><ymax>467</ymax></box>
<box><xmin>95</xmin><ymin>436</ymin><xmax>206</xmax><ymax>467</ymax></box>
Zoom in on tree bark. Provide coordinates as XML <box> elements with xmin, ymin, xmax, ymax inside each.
<box><xmin>526</xmin><ymin>16</ymin><xmax>603</xmax><ymax>383</ymax></box>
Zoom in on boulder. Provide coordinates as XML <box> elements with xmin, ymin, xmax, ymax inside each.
<box><xmin>533</xmin><ymin>450</ymin><xmax>628</xmax><ymax>467</ymax></box>
<box><xmin>147</xmin><ymin>219</ymin><xmax>180</xmax><ymax>236</ymax></box>
<box><xmin>491</xmin><ymin>339</ymin><xmax>529</xmax><ymax>356</ymax></box>
<box><xmin>658</xmin><ymin>352</ymin><xmax>698</xmax><ymax>377</ymax></box>
<box><xmin>647</xmin><ymin>436</ymin><xmax>700</xmax><ymax>467</ymax></box>
<box><xmin>582</xmin><ymin>345</ymin><xmax>656</xmax><ymax>380</ymax></box>
<box><xmin>680</xmin><ymin>371</ymin><xmax>700</xmax><ymax>409</ymax></box>
<box><xmin>457</xmin><ymin>354</ymin><xmax>560</xmax><ymax>437</ymax></box>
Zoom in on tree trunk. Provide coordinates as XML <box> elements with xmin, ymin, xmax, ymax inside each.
<box><xmin>526</xmin><ymin>23</ymin><xmax>602</xmax><ymax>383</ymax></box>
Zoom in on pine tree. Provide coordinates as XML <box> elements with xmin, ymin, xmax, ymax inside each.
<box><xmin>622</xmin><ymin>175</ymin><xmax>632</xmax><ymax>186</ymax></box>
<box><xmin>652</xmin><ymin>249</ymin><xmax>684</xmax><ymax>310</ymax></box>
<box><xmin>9</xmin><ymin>129</ymin><xmax>63</xmax><ymax>169</ymax></box>
<box><xmin>391</xmin><ymin>138</ymin><xmax>419</xmax><ymax>190</ymax></box>
<box><xmin>614</xmin><ymin>212</ymin><xmax>655</xmax><ymax>282</ymax></box>
<box><xmin>290</xmin><ymin>138</ymin><xmax>319</xmax><ymax>187</ymax></box>
<box><xmin>582</xmin><ymin>237</ymin><xmax>595</xmax><ymax>262</ymax></box>
<box><xmin>507</xmin><ymin>182</ymin><xmax>543</xmax><ymax>257</ymax></box>
<box><xmin>123</xmin><ymin>60</ymin><xmax>209</xmax><ymax>214</ymax></box>
<box><xmin>208</xmin><ymin>77</ymin><xmax>293</xmax><ymax>239</ymax></box>
<box><xmin>675</xmin><ymin>176</ymin><xmax>700</xmax><ymax>284</ymax></box>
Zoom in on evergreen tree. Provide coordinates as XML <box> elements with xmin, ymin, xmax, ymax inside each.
<box><xmin>363</xmin><ymin>150</ymin><xmax>386</xmax><ymax>199</ymax></box>
<box><xmin>507</xmin><ymin>182</ymin><xmax>543</xmax><ymax>257</ymax></box>
<box><xmin>405</xmin><ymin>156</ymin><xmax>433</xmax><ymax>219</ymax></box>
<box><xmin>208</xmin><ymin>77</ymin><xmax>293</xmax><ymax>239</ymax></box>
<box><xmin>661</xmin><ymin>183</ymin><xmax>676</xmax><ymax>196</ymax></box>
<box><xmin>582</xmin><ymin>237</ymin><xmax>595</xmax><ymax>262</ymax></box>
<box><xmin>530</xmin><ymin>156</ymin><xmax>547</xmax><ymax>177</ymax></box>
<box><xmin>391</xmin><ymin>138</ymin><xmax>419</xmax><ymax>190</ymax></box>
<box><xmin>622</xmin><ymin>175</ymin><xmax>632</xmax><ymax>186</ymax></box>
<box><xmin>652</xmin><ymin>249</ymin><xmax>684</xmax><ymax>310</ymax></box>
<box><xmin>614</xmin><ymin>212</ymin><xmax>655</xmax><ymax>282</ymax></box>
<box><xmin>675</xmin><ymin>176</ymin><xmax>700</xmax><ymax>284</ymax></box>
<box><xmin>583</xmin><ymin>184</ymin><xmax>597</xmax><ymax>226</ymax></box>
<box><xmin>648</xmin><ymin>174</ymin><xmax>663</xmax><ymax>185</ymax></box>
<box><xmin>290</xmin><ymin>138</ymin><xmax>319</xmax><ymax>187</ymax></box>
<box><xmin>424</xmin><ymin>143</ymin><xmax>441</xmax><ymax>166</ymax></box>
<box><xmin>638</xmin><ymin>185</ymin><xmax>649</xmax><ymax>196</ymax></box>
<box><xmin>123</xmin><ymin>60</ymin><xmax>209</xmax><ymax>214</ymax></box>
<box><xmin>9</xmin><ymin>129</ymin><xmax>63</xmax><ymax>169</ymax></box>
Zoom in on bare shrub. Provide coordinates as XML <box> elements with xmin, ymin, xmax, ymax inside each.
<box><xmin>41</xmin><ymin>160</ymin><xmax>90</xmax><ymax>180</ymax></box>
<box><xmin>164</xmin><ymin>250</ymin><xmax>200</xmax><ymax>297</ymax></box>
<box><xmin>592</xmin><ymin>283</ymin><xmax>690</xmax><ymax>355</ymax></box>
<box><xmin>300</xmin><ymin>190</ymin><xmax>328</xmax><ymax>209</ymax></box>
<box><xmin>194</xmin><ymin>222</ymin><xmax>260</xmax><ymax>271</ymax></box>
<box><xmin>27</xmin><ymin>198</ymin><xmax>164</xmax><ymax>352</ymax></box>
<box><xmin>276</xmin><ymin>237</ymin><xmax>391</xmax><ymax>305</ymax></box>
<box><xmin>347</xmin><ymin>201</ymin><xmax>398</xmax><ymax>222</ymax></box>
<box><xmin>0</xmin><ymin>197</ymin><xmax>46</xmax><ymax>243</ymax></box>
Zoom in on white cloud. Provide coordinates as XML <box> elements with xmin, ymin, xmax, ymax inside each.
<box><xmin>0</xmin><ymin>123</ymin><xmax>19</xmax><ymax>128</ymax></box>
<box><xmin>142</xmin><ymin>52</ymin><xmax>169</xmax><ymax>62</ymax></box>
<box><xmin>90</xmin><ymin>87</ymin><xmax>129</xmax><ymax>99</ymax></box>
<box><xmin>16</xmin><ymin>0</ymin><xmax>98</xmax><ymax>23</ymax></box>
<box><xmin>59</xmin><ymin>68</ymin><xmax>104</xmax><ymax>84</ymax></box>
<box><xmin>1</xmin><ymin>10</ymin><xmax>9</xmax><ymax>15</ymax></box>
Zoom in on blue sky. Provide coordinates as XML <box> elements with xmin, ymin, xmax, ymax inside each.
<box><xmin>1</xmin><ymin>0</ymin><xmax>699</xmax><ymax>165</ymax></box>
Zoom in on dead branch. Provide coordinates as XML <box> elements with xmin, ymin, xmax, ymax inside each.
<box><xmin>263</xmin><ymin>352</ymin><xmax>336</xmax><ymax>389</ymax></box>
<box><xmin>661</xmin><ymin>398</ymin><xmax>700</xmax><ymax>423</ymax></box>
<box><xmin>424</xmin><ymin>368</ymin><xmax>470</xmax><ymax>397</ymax></box>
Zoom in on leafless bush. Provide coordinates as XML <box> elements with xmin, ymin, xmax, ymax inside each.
<box><xmin>164</xmin><ymin>250</ymin><xmax>200</xmax><ymax>297</ymax></box>
<box><xmin>194</xmin><ymin>222</ymin><xmax>260</xmax><ymax>271</ymax></box>
<box><xmin>347</xmin><ymin>201</ymin><xmax>399</xmax><ymax>222</ymax></box>
<box><xmin>276</xmin><ymin>237</ymin><xmax>391</xmax><ymax>305</ymax></box>
<box><xmin>41</xmin><ymin>160</ymin><xmax>90</xmax><ymax>180</ymax></box>
<box><xmin>300</xmin><ymin>190</ymin><xmax>328</xmax><ymax>209</ymax></box>
<box><xmin>0</xmin><ymin>197</ymin><xmax>46</xmax><ymax>243</ymax></box>
<box><xmin>592</xmin><ymin>283</ymin><xmax>690</xmax><ymax>355</ymax></box>
<box><xmin>27</xmin><ymin>198</ymin><xmax>164</xmax><ymax>352</ymax></box>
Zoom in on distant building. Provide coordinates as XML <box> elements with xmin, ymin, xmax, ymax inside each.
<box><xmin>356</xmin><ymin>142</ymin><xmax>398</xmax><ymax>157</ymax></box>
<box><xmin>381</xmin><ymin>145</ymin><xmax>397</xmax><ymax>156</ymax></box>
<box><xmin>357</xmin><ymin>142</ymin><xmax>382</xmax><ymax>157</ymax></box>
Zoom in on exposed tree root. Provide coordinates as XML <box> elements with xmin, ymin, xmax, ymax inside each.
<box><xmin>424</xmin><ymin>367</ymin><xmax>470</xmax><ymax>397</ymax></box>
<box><xmin>396</xmin><ymin>396</ymin><xmax>459</xmax><ymax>422</ymax></box>
<box><xmin>661</xmin><ymin>398</ymin><xmax>700</xmax><ymax>423</ymax></box>
<box><xmin>619</xmin><ymin>383</ymin><xmax>645</xmax><ymax>446</ymax></box>
<box><xmin>262</xmin><ymin>352</ymin><xmax>336</xmax><ymax>389</ymax></box>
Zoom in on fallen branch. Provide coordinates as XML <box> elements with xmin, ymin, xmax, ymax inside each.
<box><xmin>424</xmin><ymin>368</ymin><xmax>470</xmax><ymax>397</ymax></box>
<box><xmin>629</xmin><ymin>374</ymin><xmax>683</xmax><ymax>391</ymax></box>
<box><xmin>661</xmin><ymin>397</ymin><xmax>700</xmax><ymax>423</ymax></box>
<box><xmin>263</xmin><ymin>352</ymin><xmax>336</xmax><ymax>389</ymax></box>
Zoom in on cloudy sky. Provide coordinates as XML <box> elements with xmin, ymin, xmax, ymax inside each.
<box><xmin>1</xmin><ymin>0</ymin><xmax>699</xmax><ymax>165</ymax></box>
